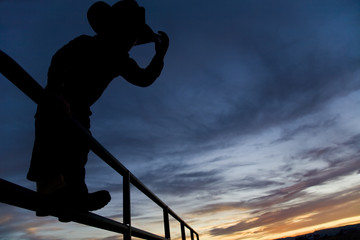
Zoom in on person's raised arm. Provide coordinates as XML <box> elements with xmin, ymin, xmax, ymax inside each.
<box><xmin>122</xmin><ymin>31</ymin><xmax>169</xmax><ymax>87</ymax></box>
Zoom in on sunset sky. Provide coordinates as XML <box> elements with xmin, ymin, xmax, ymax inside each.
<box><xmin>1</xmin><ymin>0</ymin><xmax>360</xmax><ymax>240</ymax></box>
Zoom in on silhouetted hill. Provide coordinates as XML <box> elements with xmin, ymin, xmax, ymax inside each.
<box><xmin>275</xmin><ymin>223</ymin><xmax>360</xmax><ymax>240</ymax></box>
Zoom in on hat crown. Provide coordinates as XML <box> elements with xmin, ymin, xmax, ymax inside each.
<box><xmin>87</xmin><ymin>1</ymin><xmax>111</xmax><ymax>34</ymax></box>
<box><xmin>87</xmin><ymin>0</ymin><xmax>142</xmax><ymax>33</ymax></box>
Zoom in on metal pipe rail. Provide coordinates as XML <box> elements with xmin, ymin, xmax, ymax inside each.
<box><xmin>0</xmin><ymin>178</ymin><xmax>167</xmax><ymax>240</ymax></box>
<box><xmin>0</xmin><ymin>50</ymin><xmax>200</xmax><ymax>240</ymax></box>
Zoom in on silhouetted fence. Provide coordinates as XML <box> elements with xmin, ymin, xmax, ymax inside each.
<box><xmin>0</xmin><ymin>50</ymin><xmax>199</xmax><ymax>240</ymax></box>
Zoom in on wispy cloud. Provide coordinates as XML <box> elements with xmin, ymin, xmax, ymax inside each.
<box><xmin>197</xmin><ymin>132</ymin><xmax>360</xmax><ymax>237</ymax></box>
<box><xmin>139</xmin><ymin>162</ymin><xmax>224</xmax><ymax>197</ymax></box>
<box><xmin>210</xmin><ymin>187</ymin><xmax>360</xmax><ymax>237</ymax></box>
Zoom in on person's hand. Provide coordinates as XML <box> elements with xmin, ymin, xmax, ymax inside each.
<box><xmin>155</xmin><ymin>31</ymin><xmax>169</xmax><ymax>57</ymax></box>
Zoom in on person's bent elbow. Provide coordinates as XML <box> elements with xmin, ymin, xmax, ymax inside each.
<box><xmin>136</xmin><ymin>81</ymin><xmax>153</xmax><ymax>87</ymax></box>
<box><xmin>126</xmin><ymin>75</ymin><xmax>157</xmax><ymax>87</ymax></box>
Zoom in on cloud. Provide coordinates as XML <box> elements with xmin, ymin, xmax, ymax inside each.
<box><xmin>138</xmin><ymin>162</ymin><xmax>224</xmax><ymax>197</ymax></box>
<box><xmin>209</xmin><ymin>186</ymin><xmax>360</xmax><ymax>236</ymax></box>
<box><xmin>248</xmin><ymin>139</ymin><xmax>360</xmax><ymax>207</ymax></box>
<box><xmin>101</xmin><ymin>236</ymin><xmax>123</xmax><ymax>240</ymax></box>
<box><xmin>273</xmin><ymin>116</ymin><xmax>339</xmax><ymax>143</ymax></box>
<box><xmin>0</xmin><ymin>206</ymin><xmax>63</xmax><ymax>240</ymax></box>
<box><xmin>191</xmin><ymin>131</ymin><xmax>360</xmax><ymax>236</ymax></box>
<box><xmin>231</xmin><ymin>176</ymin><xmax>282</xmax><ymax>191</ymax></box>
<box><xmin>89</xmin><ymin>0</ymin><xmax>360</xmax><ymax>172</ymax></box>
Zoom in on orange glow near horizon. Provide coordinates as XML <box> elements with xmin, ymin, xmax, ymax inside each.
<box><xmin>0</xmin><ymin>190</ymin><xmax>359</xmax><ymax>240</ymax></box>
<box><xmin>190</xmin><ymin>182</ymin><xmax>360</xmax><ymax>240</ymax></box>
<box><xmin>195</xmin><ymin>216</ymin><xmax>360</xmax><ymax>240</ymax></box>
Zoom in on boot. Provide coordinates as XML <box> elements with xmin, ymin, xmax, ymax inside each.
<box><xmin>35</xmin><ymin>174</ymin><xmax>111</xmax><ymax>222</ymax></box>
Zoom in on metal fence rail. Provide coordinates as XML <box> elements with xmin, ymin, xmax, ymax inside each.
<box><xmin>0</xmin><ymin>50</ymin><xmax>200</xmax><ymax>240</ymax></box>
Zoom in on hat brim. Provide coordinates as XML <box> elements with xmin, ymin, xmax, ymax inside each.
<box><xmin>135</xmin><ymin>24</ymin><xmax>157</xmax><ymax>45</ymax></box>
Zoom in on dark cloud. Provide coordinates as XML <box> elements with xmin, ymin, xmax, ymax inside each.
<box><xmin>231</xmin><ymin>176</ymin><xmax>282</xmax><ymax>190</ymax></box>
<box><xmin>259</xmin><ymin>146</ymin><xmax>360</xmax><ymax>207</ymax></box>
<box><xmin>138</xmin><ymin>162</ymin><xmax>223</xmax><ymax>197</ymax></box>
<box><xmin>273</xmin><ymin>116</ymin><xmax>339</xmax><ymax>143</ymax></box>
<box><xmin>300</xmin><ymin>133</ymin><xmax>360</xmax><ymax>165</ymax></box>
<box><xmin>342</xmin><ymin>133</ymin><xmax>360</xmax><ymax>149</ymax></box>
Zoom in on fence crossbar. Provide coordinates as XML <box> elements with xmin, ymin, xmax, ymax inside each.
<box><xmin>0</xmin><ymin>178</ymin><xmax>166</xmax><ymax>240</ymax></box>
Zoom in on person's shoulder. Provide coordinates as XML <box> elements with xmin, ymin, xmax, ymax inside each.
<box><xmin>61</xmin><ymin>35</ymin><xmax>95</xmax><ymax>53</ymax></box>
<box><xmin>52</xmin><ymin>35</ymin><xmax>94</xmax><ymax>60</ymax></box>
<box><xmin>68</xmin><ymin>34</ymin><xmax>94</xmax><ymax>45</ymax></box>
<box><xmin>76</xmin><ymin>34</ymin><xmax>94</xmax><ymax>41</ymax></box>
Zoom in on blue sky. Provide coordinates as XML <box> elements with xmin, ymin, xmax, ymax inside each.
<box><xmin>1</xmin><ymin>0</ymin><xmax>360</xmax><ymax>239</ymax></box>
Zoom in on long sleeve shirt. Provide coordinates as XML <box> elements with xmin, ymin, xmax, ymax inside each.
<box><xmin>45</xmin><ymin>34</ymin><xmax>164</xmax><ymax>118</ymax></box>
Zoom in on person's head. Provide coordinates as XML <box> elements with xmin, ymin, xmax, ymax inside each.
<box><xmin>87</xmin><ymin>0</ymin><xmax>156</xmax><ymax>48</ymax></box>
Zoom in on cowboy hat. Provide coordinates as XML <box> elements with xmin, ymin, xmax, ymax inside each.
<box><xmin>87</xmin><ymin>0</ymin><xmax>157</xmax><ymax>45</ymax></box>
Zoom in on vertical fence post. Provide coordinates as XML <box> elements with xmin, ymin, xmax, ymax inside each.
<box><xmin>123</xmin><ymin>171</ymin><xmax>131</xmax><ymax>240</ymax></box>
<box><xmin>163</xmin><ymin>207</ymin><xmax>170</xmax><ymax>239</ymax></box>
<box><xmin>191</xmin><ymin>230</ymin><xmax>194</xmax><ymax>240</ymax></box>
<box><xmin>181</xmin><ymin>221</ymin><xmax>186</xmax><ymax>240</ymax></box>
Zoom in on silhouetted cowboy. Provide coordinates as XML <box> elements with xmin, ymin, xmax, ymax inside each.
<box><xmin>27</xmin><ymin>0</ymin><xmax>169</xmax><ymax>220</ymax></box>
